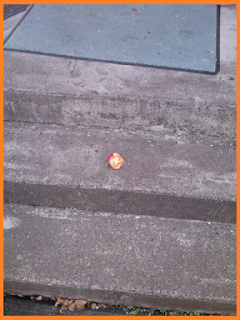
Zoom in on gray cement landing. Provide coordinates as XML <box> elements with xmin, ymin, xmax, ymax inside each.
<box><xmin>3</xmin><ymin>5</ymin><xmax>236</xmax><ymax>138</ymax></box>
<box><xmin>4</xmin><ymin>122</ymin><xmax>236</xmax><ymax>223</ymax></box>
<box><xmin>4</xmin><ymin>203</ymin><xmax>236</xmax><ymax>315</ymax></box>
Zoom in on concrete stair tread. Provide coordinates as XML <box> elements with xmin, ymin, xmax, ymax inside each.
<box><xmin>4</xmin><ymin>121</ymin><xmax>236</xmax><ymax>223</ymax></box>
<box><xmin>4</xmin><ymin>203</ymin><xmax>236</xmax><ymax>315</ymax></box>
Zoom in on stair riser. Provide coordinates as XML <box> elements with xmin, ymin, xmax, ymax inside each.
<box><xmin>4</xmin><ymin>91</ymin><xmax>236</xmax><ymax>138</ymax></box>
<box><xmin>4</xmin><ymin>181</ymin><xmax>236</xmax><ymax>223</ymax></box>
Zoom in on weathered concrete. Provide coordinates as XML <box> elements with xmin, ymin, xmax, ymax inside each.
<box><xmin>4</xmin><ymin>9</ymin><xmax>29</xmax><ymax>40</ymax></box>
<box><xmin>4</xmin><ymin>203</ymin><xmax>236</xmax><ymax>315</ymax></box>
<box><xmin>4</xmin><ymin>122</ymin><xmax>236</xmax><ymax>223</ymax></box>
<box><xmin>3</xmin><ymin>6</ymin><xmax>236</xmax><ymax>138</ymax></box>
<box><xmin>3</xmin><ymin>7</ymin><xmax>236</xmax><ymax>313</ymax></box>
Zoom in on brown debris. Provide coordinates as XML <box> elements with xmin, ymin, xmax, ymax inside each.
<box><xmin>54</xmin><ymin>297</ymin><xmax>87</xmax><ymax>314</ymax></box>
<box><xmin>54</xmin><ymin>297</ymin><xmax>65</xmax><ymax>307</ymax></box>
<box><xmin>68</xmin><ymin>300</ymin><xmax>76</xmax><ymax>312</ymax></box>
<box><xmin>30</xmin><ymin>295</ymin><xmax>42</xmax><ymax>301</ymax></box>
<box><xmin>91</xmin><ymin>302</ymin><xmax>97</xmax><ymax>309</ymax></box>
<box><xmin>75</xmin><ymin>299</ymin><xmax>87</xmax><ymax>311</ymax></box>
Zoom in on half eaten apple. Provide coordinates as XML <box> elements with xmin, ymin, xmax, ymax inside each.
<box><xmin>108</xmin><ymin>153</ymin><xmax>125</xmax><ymax>169</ymax></box>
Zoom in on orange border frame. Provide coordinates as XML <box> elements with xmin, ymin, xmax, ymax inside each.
<box><xmin>1</xmin><ymin>1</ymin><xmax>238</xmax><ymax>319</ymax></box>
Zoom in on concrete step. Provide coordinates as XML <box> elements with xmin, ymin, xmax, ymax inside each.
<box><xmin>4</xmin><ymin>122</ymin><xmax>236</xmax><ymax>223</ymax></box>
<box><xmin>4</xmin><ymin>203</ymin><xmax>236</xmax><ymax>315</ymax></box>
<box><xmin>3</xmin><ymin>6</ymin><xmax>236</xmax><ymax>138</ymax></box>
<box><xmin>4</xmin><ymin>6</ymin><xmax>236</xmax><ymax>138</ymax></box>
<box><xmin>3</xmin><ymin>49</ymin><xmax>236</xmax><ymax>138</ymax></box>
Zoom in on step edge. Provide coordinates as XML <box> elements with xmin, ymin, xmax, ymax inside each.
<box><xmin>4</xmin><ymin>280</ymin><xmax>236</xmax><ymax>316</ymax></box>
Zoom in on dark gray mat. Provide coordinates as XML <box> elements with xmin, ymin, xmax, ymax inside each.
<box><xmin>4</xmin><ymin>4</ymin><xmax>220</xmax><ymax>74</ymax></box>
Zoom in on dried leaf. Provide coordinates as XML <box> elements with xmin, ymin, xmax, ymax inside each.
<box><xmin>75</xmin><ymin>299</ymin><xmax>87</xmax><ymax>311</ymax></box>
<box><xmin>55</xmin><ymin>297</ymin><xmax>65</xmax><ymax>307</ymax></box>
<box><xmin>59</xmin><ymin>304</ymin><xmax>69</xmax><ymax>314</ymax></box>
<box><xmin>68</xmin><ymin>301</ymin><xmax>76</xmax><ymax>312</ymax></box>
<box><xmin>30</xmin><ymin>295</ymin><xmax>42</xmax><ymax>301</ymax></box>
<box><xmin>91</xmin><ymin>302</ymin><xmax>97</xmax><ymax>310</ymax></box>
<box><xmin>63</xmin><ymin>299</ymin><xmax>70</xmax><ymax>307</ymax></box>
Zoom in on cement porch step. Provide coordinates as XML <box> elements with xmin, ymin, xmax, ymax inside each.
<box><xmin>4</xmin><ymin>203</ymin><xmax>236</xmax><ymax>315</ymax></box>
<box><xmin>4</xmin><ymin>121</ymin><xmax>236</xmax><ymax>223</ymax></box>
<box><xmin>3</xmin><ymin>49</ymin><xmax>236</xmax><ymax>139</ymax></box>
<box><xmin>3</xmin><ymin>6</ymin><xmax>236</xmax><ymax>139</ymax></box>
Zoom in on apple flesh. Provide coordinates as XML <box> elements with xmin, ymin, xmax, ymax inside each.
<box><xmin>108</xmin><ymin>153</ymin><xmax>125</xmax><ymax>169</ymax></box>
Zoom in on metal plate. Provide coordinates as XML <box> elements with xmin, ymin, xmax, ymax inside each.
<box><xmin>4</xmin><ymin>4</ymin><xmax>220</xmax><ymax>74</ymax></box>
